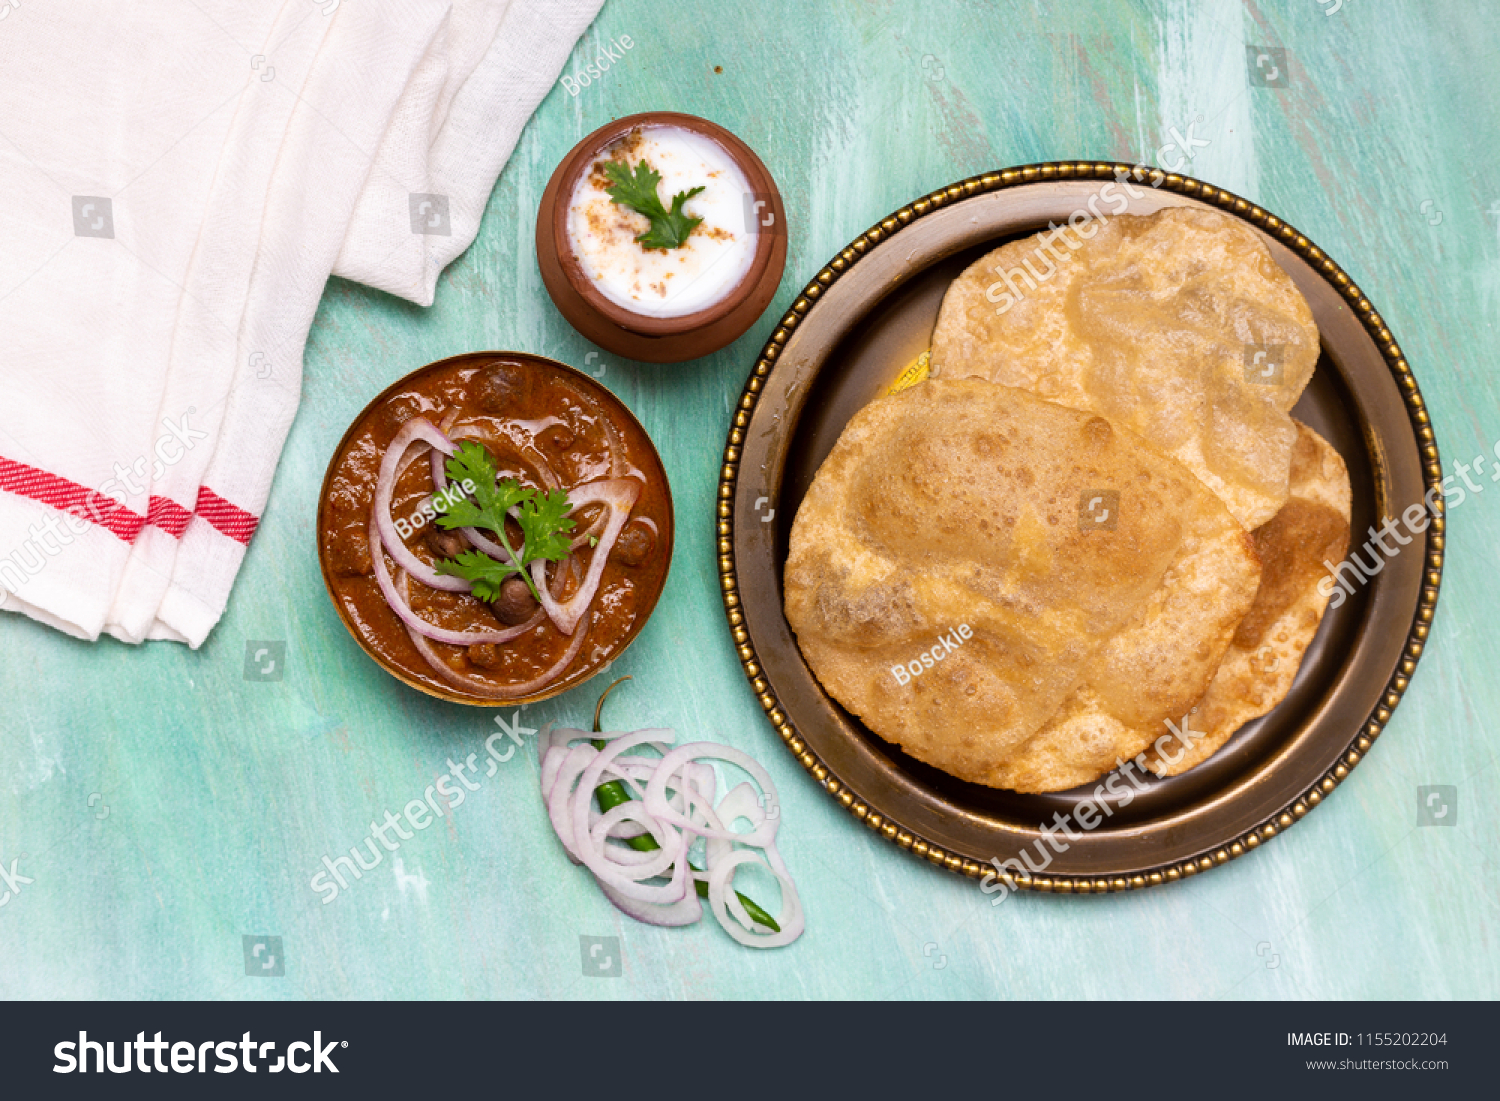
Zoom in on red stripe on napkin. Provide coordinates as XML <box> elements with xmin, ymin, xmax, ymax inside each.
<box><xmin>0</xmin><ymin>455</ymin><xmax>259</xmax><ymax>547</ymax></box>
<box><xmin>0</xmin><ymin>454</ymin><xmax>146</xmax><ymax>542</ymax></box>
<box><xmin>194</xmin><ymin>486</ymin><xmax>259</xmax><ymax>544</ymax></box>
<box><xmin>146</xmin><ymin>495</ymin><xmax>195</xmax><ymax>538</ymax></box>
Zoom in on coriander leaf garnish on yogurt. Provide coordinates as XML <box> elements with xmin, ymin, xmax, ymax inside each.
<box><xmin>602</xmin><ymin>159</ymin><xmax>704</xmax><ymax>250</ymax></box>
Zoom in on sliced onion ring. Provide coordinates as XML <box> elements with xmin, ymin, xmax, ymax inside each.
<box><xmin>570</xmin><ymin>730</ymin><xmax>689</xmax><ymax>904</ymax></box>
<box><xmin>536</xmin><ymin>723</ymin><xmax>804</xmax><ymax>946</ymax></box>
<box><xmin>546</xmin><ymin>744</ymin><xmax>598</xmax><ymax>862</ymax></box>
<box><xmin>374</xmin><ymin>416</ymin><xmax>468</xmax><ymax>592</ymax></box>
<box><xmin>598</xmin><ymin>880</ymin><xmax>703</xmax><ymax>927</ymax></box>
<box><xmin>531</xmin><ymin>478</ymin><xmax>641</xmax><ymax>636</ymax></box>
<box><xmin>707</xmin><ymin>847</ymin><xmax>804</xmax><ymax>950</ymax></box>
<box><xmin>396</xmin><ymin>571</ymin><xmax>590</xmax><ymax>699</ymax></box>
<box><xmin>368</xmin><ymin>515</ymin><xmax>541</xmax><ymax>646</ymax></box>
<box><xmin>644</xmin><ymin>743</ymin><xmax>781</xmax><ymax>848</ymax></box>
<box><xmin>450</xmin><ymin>423</ymin><xmax>562</xmax><ymax>492</ymax></box>
<box><xmin>710</xmin><ymin>784</ymin><xmax>773</xmax><ymax>931</ymax></box>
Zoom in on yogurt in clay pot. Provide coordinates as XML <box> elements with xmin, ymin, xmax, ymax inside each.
<box><xmin>567</xmin><ymin>126</ymin><xmax>757</xmax><ymax>320</ymax></box>
<box><xmin>536</xmin><ymin>111</ymin><xmax>787</xmax><ymax>363</ymax></box>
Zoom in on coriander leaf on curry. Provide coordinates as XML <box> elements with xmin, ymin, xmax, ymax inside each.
<box><xmin>431</xmin><ymin>440</ymin><xmax>575</xmax><ymax>606</ymax></box>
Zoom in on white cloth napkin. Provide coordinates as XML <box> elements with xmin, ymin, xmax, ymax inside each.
<box><xmin>0</xmin><ymin>0</ymin><xmax>604</xmax><ymax>647</ymax></box>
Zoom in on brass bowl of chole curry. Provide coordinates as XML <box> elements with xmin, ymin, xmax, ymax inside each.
<box><xmin>317</xmin><ymin>352</ymin><xmax>673</xmax><ymax>706</ymax></box>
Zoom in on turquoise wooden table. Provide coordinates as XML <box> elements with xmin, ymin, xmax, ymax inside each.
<box><xmin>3</xmin><ymin>0</ymin><xmax>1497</xmax><ymax>1000</ymax></box>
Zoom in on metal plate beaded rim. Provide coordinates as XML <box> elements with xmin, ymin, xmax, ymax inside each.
<box><xmin>717</xmin><ymin>162</ymin><xmax>1443</xmax><ymax>894</ymax></box>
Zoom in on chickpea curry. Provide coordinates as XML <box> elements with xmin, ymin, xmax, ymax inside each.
<box><xmin>320</xmin><ymin>354</ymin><xmax>672</xmax><ymax>701</ymax></box>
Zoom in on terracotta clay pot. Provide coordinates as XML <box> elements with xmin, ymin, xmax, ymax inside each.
<box><xmin>536</xmin><ymin>111</ymin><xmax>787</xmax><ymax>364</ymax></box>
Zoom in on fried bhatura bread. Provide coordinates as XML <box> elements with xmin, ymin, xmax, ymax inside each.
<box><xmin>929</xmin><ymin>206</ymin><xmax>1320</xmax><ymax>530</ymax></box>
<box><xmin>986</xmin><ymin>481</ymin><xmax>1262</xmax><ymax>792</ymax></box>
<box><xmin>1142</xmin><ymin>421</ymin><xmax>1351</xmax><ymax>775</ymax></box>
<box><xmin>782</xmin><ymin>378</ymin><xmax>1262</xmax><ymax>789</ymax></box>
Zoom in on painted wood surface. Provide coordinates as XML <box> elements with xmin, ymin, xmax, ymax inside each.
<box><xmin>3</xmin><ymin>0</ymin><xmax>1497</xmax><ymax>1000</ymax></box>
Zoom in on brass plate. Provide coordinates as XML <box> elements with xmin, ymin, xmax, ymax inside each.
<box><xmin>719</xmin><ymin>164</ymin><xmax>1442</xmax><ymax>891</ymax></box>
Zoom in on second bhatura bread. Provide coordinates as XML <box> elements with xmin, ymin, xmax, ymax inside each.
<box><xmin>929</xmin><ymin>207</ymin><xmax>1320</xmax><ymax>530</ymax></box>
<box><xmin>1143</xmin><ymin>420</ymin><xmax>1352</xmax><ymax>776</ymax></box>
<box><xmin>782</xmin><ymin>378</ymin><xmax>1262</xmax><ymax>790</ymax></box>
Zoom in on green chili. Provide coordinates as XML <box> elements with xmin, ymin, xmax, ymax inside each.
<box><xmin>589</xmin><ymin>677</ymin><xmax>654</xmax><ymax>851</ymax></box>
<box><xmin>589</xmin><ymin>676</ymin><xmax>780</xmax><ymax>933</ymax></box>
